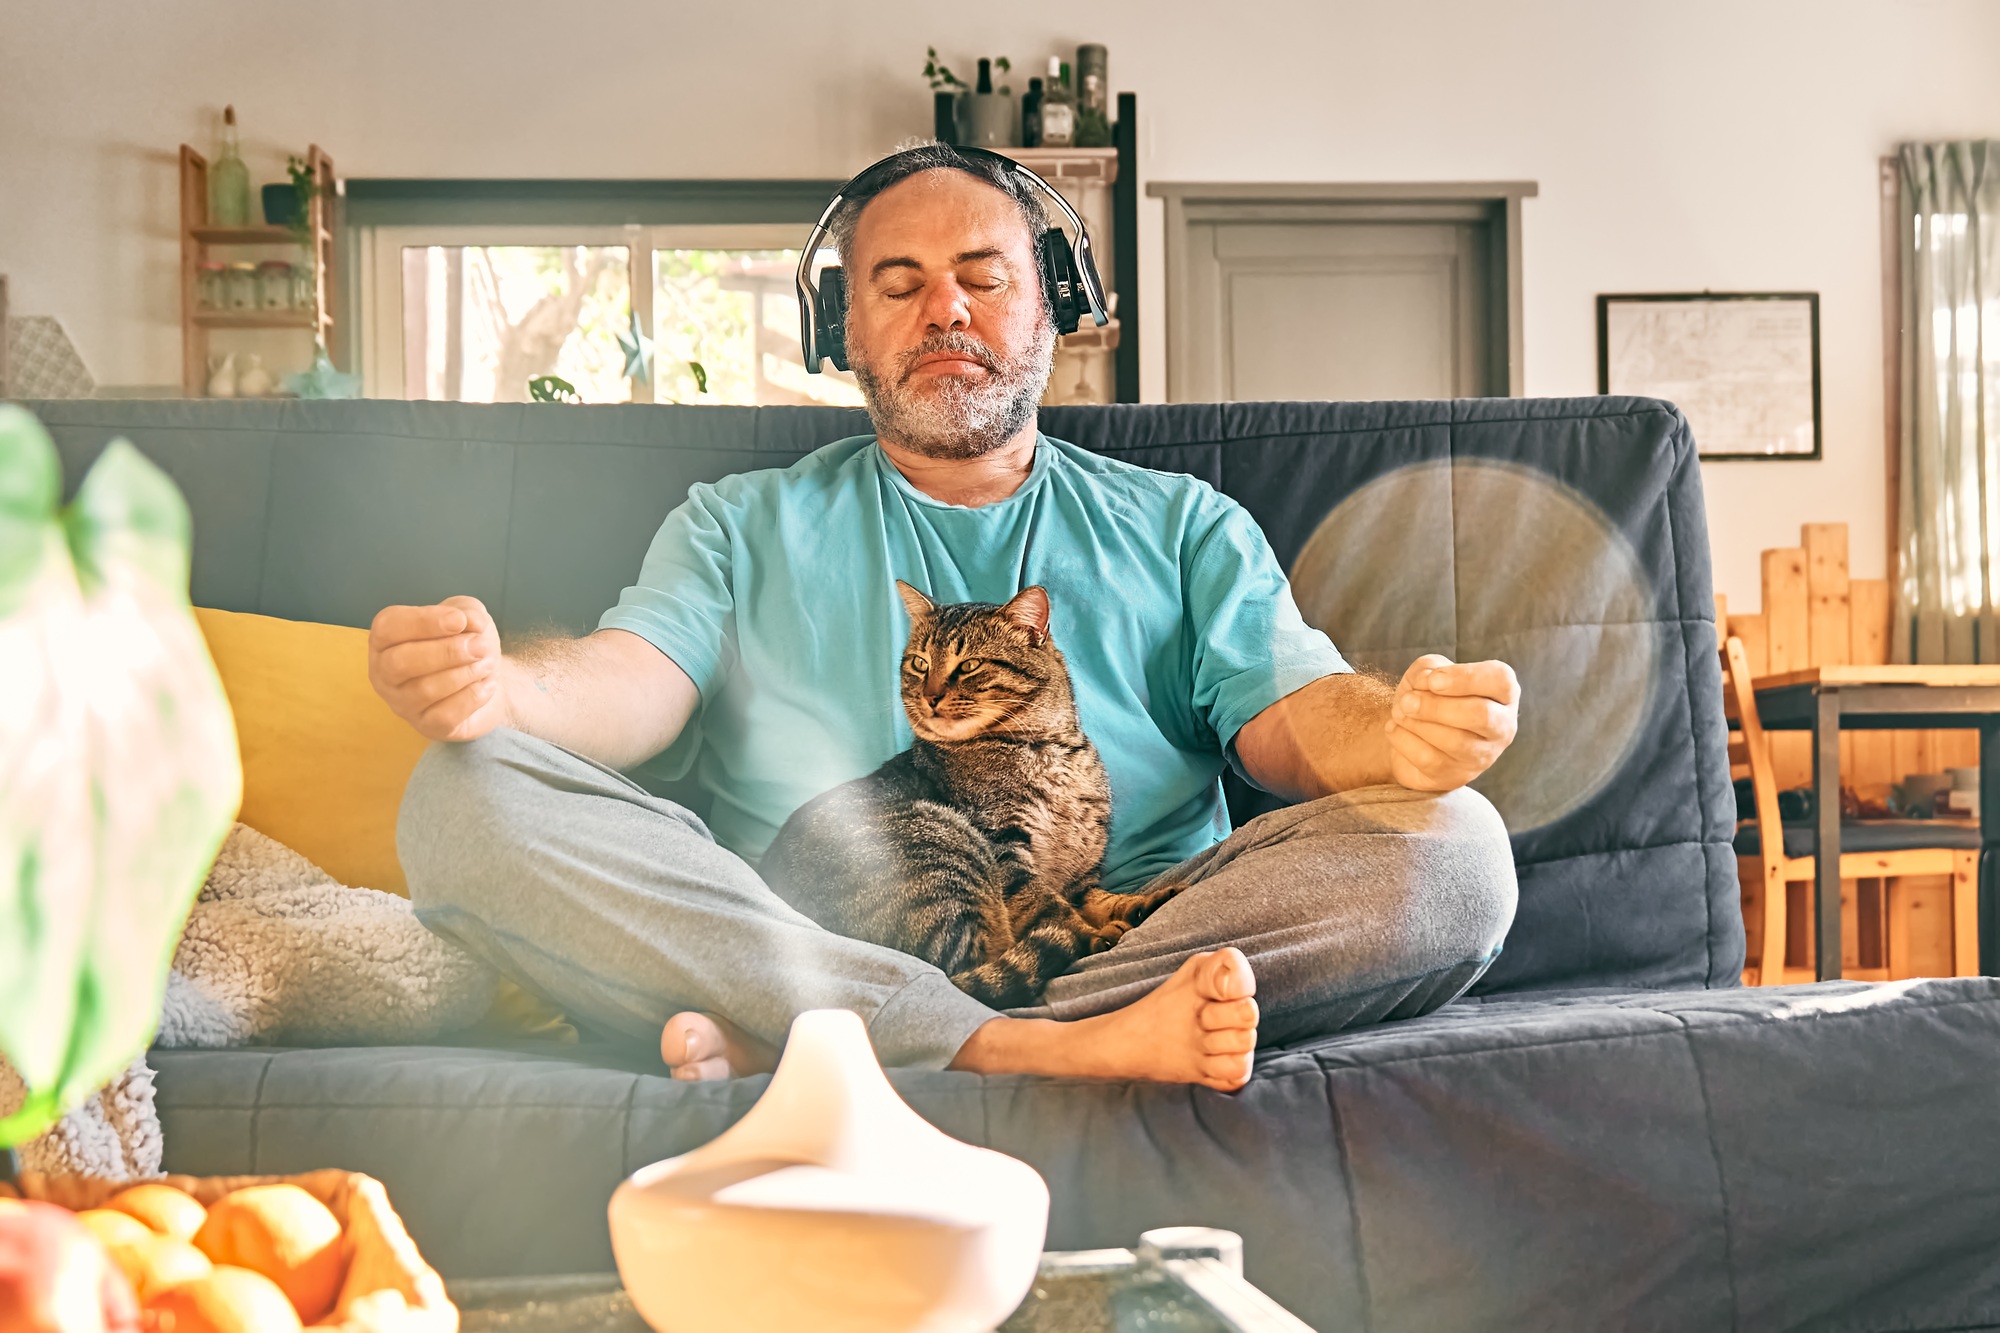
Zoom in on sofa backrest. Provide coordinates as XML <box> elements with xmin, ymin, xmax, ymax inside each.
<box><xmin>25</xmin><ymin>397</ymin><xmax>1740</xmax><ymax>995</ymax></box>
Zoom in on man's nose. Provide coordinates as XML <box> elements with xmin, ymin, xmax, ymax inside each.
<box><xmin>919</xmin><ymin>277</ymin><xmax>971</xmax><ymax>332</ymax></box>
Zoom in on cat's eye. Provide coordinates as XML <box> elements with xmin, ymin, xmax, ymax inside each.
<box><xmin>957</xmin><ymin>658</ymin><xmax>983</xmax><ymax>675</ymax></box>
<box><xmin>905</xmin><ymin>655</ymin><xmax>929</xmax><ymax>674</ymax></box>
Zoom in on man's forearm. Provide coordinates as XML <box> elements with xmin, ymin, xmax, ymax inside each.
<box><xmin>498</xmin><ymin>629</ymin><xmax>697</xmax><ymax>771</ymax></box>
<box><xmin>1232</xmin><ymin>672</ymin><xmax>1398</xmax><ymax>802</ymax></box>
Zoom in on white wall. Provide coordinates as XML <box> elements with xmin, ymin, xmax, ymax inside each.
<box><xmin>5</xmin><ymin>0</ymin><xmax>1998</xmax><ymax>607</ymax></box>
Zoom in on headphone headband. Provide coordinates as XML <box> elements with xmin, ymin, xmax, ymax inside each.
<box><xmin>794</xmin><ymin>146</ymin><xmax>1110</xmax><ymax>373</ymax></box>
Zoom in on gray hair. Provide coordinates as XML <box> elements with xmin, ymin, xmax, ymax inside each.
<box><xmin>826</xmin><ymin>140</ymin><xmax>1050</xmax><ymax>297</ymax></box>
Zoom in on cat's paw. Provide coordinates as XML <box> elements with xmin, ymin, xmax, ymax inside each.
<box><xmin>1090</xmin><ymin>921</ymin><xmax>1131</xmax><ymax>952</ymax></box>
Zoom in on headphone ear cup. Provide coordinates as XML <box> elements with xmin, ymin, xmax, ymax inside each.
<box><xmin>1037</xmin><ymin>227</ymin><xmax>1084</xmax><ymax>336</ymax></box>
<box><xmin>818</xmin><ymin>267</ymin><xmax>850</xmax><ymax>371</ymax></box>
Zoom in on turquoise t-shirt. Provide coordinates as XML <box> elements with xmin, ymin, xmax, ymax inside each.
<box><xmin>598</xmin><ymin>434</ymin><xmax>1349</xmax><ymax>892</ymax></box>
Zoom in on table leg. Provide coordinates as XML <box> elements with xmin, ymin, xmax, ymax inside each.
<box><xmin>1981</xmin><ymin>719</ymin><xmax>2000</xmax><ymax>974</ymax></box>
<box><xmin>1814</xmin><ymin>692</ymin><xmax>1843</xmax><ymax>981</ymax></box>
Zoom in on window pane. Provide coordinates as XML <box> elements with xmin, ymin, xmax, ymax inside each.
<box><xmin>401</xmin><ymin>245</ymin><xmax>631</xmax><ymax>403</ymax></box>
<box><xmin>652</xmin><ymin>250</ymin><xmax>864</xmax><ymax>407</ymax></box>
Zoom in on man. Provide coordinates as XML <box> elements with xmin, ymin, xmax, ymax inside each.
<box><xmin>371</xmin><ymin>144</ymin><xmax>1521</xmax><ymax>1093</ymax></box>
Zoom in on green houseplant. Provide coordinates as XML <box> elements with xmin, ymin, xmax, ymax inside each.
<box><xmin>0</xmin><ymin>405</ymin><xmax>241</xmax><ymax>1149</ymax></box>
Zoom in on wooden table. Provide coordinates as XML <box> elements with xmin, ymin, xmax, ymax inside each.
<box><xmin>1752</xmin><ymin>664</ymin><xmax>2000</xmax><ymax>980</ymax></box>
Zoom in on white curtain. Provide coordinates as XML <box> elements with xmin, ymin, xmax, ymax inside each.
<box><xmin>1898</xmin><ymin>142</ymin><xmax>2000</xmax><ymax>663</ymax></box>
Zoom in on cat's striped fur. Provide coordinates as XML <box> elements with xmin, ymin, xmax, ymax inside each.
<box><xmin>760</xmin><ymin>582</ymin><xmax>1178</xmax><ymax>1007</ymax></box>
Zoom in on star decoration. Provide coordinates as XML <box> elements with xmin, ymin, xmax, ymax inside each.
<box><xmin>618</xmin><ymin>308</ymin><xmax>655</xmax><ymax>384</ymax></box>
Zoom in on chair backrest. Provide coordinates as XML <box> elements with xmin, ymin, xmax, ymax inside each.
<box><xmin>1720</xmin><ymin>635</ymin><xmax>1786</xmax><ymax>868</ymax></box>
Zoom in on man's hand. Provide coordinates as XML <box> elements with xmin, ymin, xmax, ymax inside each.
<box><xmin>368</xmin><ymin>596</ymin><xmax>511</xmax><ymax>742</ymax></box>
<box><xmin>1385</xmin><ymin>654</ymin><xmax>1520</xmax><ymax>792</ymax></box>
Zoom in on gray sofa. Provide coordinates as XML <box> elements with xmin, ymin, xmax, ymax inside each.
<box><xmin>29</xmin><ymin>397</ymin><xmax>2000</xmax><ymax>1333</ymax></box>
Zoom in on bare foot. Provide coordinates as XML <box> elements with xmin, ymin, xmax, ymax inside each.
<box><xmin>660</xmin><ymin>1011</ymin><xmax>778</xmax><ymax>1081</ymax></box>
<box><xmin>949</xmin><ymin>948</ymin><xmax>1259</xmax><ymax>1091</ymax></box>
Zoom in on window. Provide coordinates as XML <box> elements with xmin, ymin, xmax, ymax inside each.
<box><xmin>358</xmin><ymin>224</ymin><xmax>862</xmax><ymax>407</ymax></box>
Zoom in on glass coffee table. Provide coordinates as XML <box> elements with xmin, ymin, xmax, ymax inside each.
<box><xmin>449</xmin><ymin>1228</ymin><xmax>1312</xmax><ymax>1333</ymax></box>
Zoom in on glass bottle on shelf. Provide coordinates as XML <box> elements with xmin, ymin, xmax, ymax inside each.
<box><xmin>196</xmin><ymin>261</ymin><xmax>226</xmax><ymax>310</ymax></box>
<box><xmin>209</xmin><ymin>105</ymin><xmax>251</xmax><ymax>227</ymax></box>
<box><xmin>1021</xmin><ymin>77</ymin><xmax>1044</xmax><ymax>148</ymax></box>
<box><xmin>1039</xmin><ymin>58</ymin><xmax>1075</xmax><ymax>147</ymax></box>
<box><xmin>1075</xmin><ymin>45</ymin><xmax>1111</xmax><ymax>147</ymax></box>
<box><xmin>224</xmin><ymin>262</ymin><xmax>257</xmax><ymax>310</ymax></box>
<box><xmin>257</xmin><ymin>260</ymin><xmax>292</xmax><ymax>310</ymax></box>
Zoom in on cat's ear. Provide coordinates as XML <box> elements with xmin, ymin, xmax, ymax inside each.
<box><xmin>1001</xmin><ymin>586</ymin><xmax>1052</xmax><ymax>645</ymax></box>
<box><xmin>896</xmin><ymin>580</ymin><xmax>935</xmax><ymax>621</ymax></box>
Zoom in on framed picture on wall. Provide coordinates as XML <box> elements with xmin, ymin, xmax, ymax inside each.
<box><xmin>1596</xmin><ymin>292</ymin><xmax>1822</xmax><ymax>461</ymax></box>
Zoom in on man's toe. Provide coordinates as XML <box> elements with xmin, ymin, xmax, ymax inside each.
<box><xmin>1201</xmin><ymin>1026</ymin><xmax>1256</xmax><ymax>1055</ymax></box>
<box><xmin>1196</xmin><ymin>947</ymin><xmax>1256</xmax><ymax>1002</ymax></box>
<box><xmin>1201</xmin><ymin>1052</ymin><xmax>1253</xmax><ymax>1090</ymax></box>
<box><xmin>663</xmin><ymin>1012</ymin><xmax>726</xmax><ymax>1066</ymax></box>
<box><xmin>1197</xmin><ymin>996</ymin><xmax>1259</xmax><ymax>1031</ymax></box>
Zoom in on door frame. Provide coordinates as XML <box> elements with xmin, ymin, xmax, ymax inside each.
<box><xmin>1147</xmin><ymin>181</ymin><xmax>1537</xmax><ymax>402</ymax></box>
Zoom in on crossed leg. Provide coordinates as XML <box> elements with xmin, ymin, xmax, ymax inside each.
<box><xmin>656</xmin><ymin>783</ymin><xmax>1516</xmax><ymax>1086</ymax></box>
<box><xmin>400</xmin><ymin>730</ymin><xmax>1266</xmax><ymax>1089</ymax></box>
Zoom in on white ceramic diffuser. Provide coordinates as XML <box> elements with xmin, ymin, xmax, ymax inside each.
<box><xmin>609</xmin><ymin>1009</ymin><xmax>1049</xmax><ymax>1333</ymax></box>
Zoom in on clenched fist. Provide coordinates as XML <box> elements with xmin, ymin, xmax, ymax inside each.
<box><xmin>368</xmin><ymin>595</ymin><xmax>511</xmax><ymax>742</ymax></box>
<box><xmin>1385</xmin><ymin>654</ymin><xmax>1520</xmax><ymax>792</ymax></box>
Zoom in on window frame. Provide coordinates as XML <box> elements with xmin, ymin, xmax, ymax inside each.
<box><xmin>356</xmin><ymin>222</ymin><xmax>826</xmax><ymax>401</ymax></box>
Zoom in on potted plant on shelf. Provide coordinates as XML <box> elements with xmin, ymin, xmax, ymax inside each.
<box><xmin>924</xmin><ymin>48</ymin><xmax>1015</xmax><ymax>148</ymax></box>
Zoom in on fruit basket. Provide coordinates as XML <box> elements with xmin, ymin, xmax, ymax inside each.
<box><xmin>1</xmin><ymin>1168</ymin><xmax>456</xmax><ymax>1332</ymax></box>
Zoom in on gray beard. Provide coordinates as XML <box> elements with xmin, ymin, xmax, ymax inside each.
<box><xmin>851</xmin><ymin>325</ymin><xmax>1055</xmax><ymax>460</ymax></box>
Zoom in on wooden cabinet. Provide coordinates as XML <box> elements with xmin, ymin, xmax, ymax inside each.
<box><xmin>178</xmin><ymin>144</ymin><xmax>338</xmax><ymax>397</ymax></box>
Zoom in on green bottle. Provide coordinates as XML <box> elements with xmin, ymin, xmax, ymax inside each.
<box><xmin>209</xmin><ymin>105</ymin><xmax>251</xmax><ymax>226</ymax></box>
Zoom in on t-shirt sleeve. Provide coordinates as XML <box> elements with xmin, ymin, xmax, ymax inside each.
<box><xmin>596</xmin><ymin>483</ymin><xmax>737</xmax><ymax>698</ymax></box>
<box><xmin>1184</xmin><ymin>496</ymin><xmax>1350</xmax><ymax>752</ymax></box>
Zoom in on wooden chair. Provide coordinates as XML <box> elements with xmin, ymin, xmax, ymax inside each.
<box><xmin>1722</xmin><ymin>635</ymin><xmax>1980</xmax><ymax>984</ymax></box>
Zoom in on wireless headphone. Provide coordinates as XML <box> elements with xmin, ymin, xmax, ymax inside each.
<box><xmin>794</xmin><ymin>145</ymin><xmax>1110</xmax><ymax>374</ymax></box>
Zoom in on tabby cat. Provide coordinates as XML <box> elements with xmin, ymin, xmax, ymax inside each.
<box><xmin>760</xmin><ymin>581</ymin><xmax>1179</xmax><ymax>1007</ymax></box>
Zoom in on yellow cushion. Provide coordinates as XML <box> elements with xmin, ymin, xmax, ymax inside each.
<box><xmin>193</xmin><ymin>606</ymin><xmax>578</xmax><ymax>1043</ymax></box>
<box><xmin>195</xmin><ymin>606</ymin><xmax>426</xmax><ymax>896</ymax></box>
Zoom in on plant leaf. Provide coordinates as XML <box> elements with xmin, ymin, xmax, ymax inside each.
<box><xmin>0</xmin><ymin>408</ymin><xmax>241</xmax><ymax>1147</ymax></box>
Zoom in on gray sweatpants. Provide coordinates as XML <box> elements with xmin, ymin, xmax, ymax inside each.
<box><xmin>398</xmin><ymin>728</ymin><xmax>1518</xmax><ymax>1069</ymax></box>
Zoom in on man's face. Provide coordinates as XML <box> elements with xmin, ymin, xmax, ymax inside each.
<box><xmin>842</xmin><ymin>169</ymin><xmax>1055</xmax><ymax>459</ymax></box>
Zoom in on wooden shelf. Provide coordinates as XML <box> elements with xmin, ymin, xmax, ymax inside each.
<box><xmin>191</xmin><ymin>225</ymin><xmax>310</xmax><ymax>246</ymax></box>
<box><xmin>180</xmin><ymin>142</ymin><xmax>340</xmax><ymax>397</ymax></box>
<box><xmin>1007</xmin><ymin>146</ymin><xmax>1118</xmax><ymax>183</ymax></box>
<box><xmin>193</xmin><ymin>309</ymin><xmax>321</xmax><ymax>330</ymax></box>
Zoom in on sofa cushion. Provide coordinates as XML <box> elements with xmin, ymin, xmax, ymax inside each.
<box><xmin>149</xmin><ymin>978</ymin><xmax>2000</xmax><ymax>1333</ymax></box>
<box><xmin>195</xmin><ymin>606</ymin><xmax>571</xmax><ymax>1041</ymax></box>
<box><xmin>196</xmin><ymin>606</ymin><xmax>425</xmax><ymax>896</ymax></box>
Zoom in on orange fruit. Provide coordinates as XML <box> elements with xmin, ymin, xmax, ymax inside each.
<box><xmin>125</xmin><ymin>1236</ymin><xmax>213</xmax><ymax>1301</ymax></box>
<box><xmin>105</xmin><ymin>1184</ymin><xmax>207</xmax><ymax>1242</ymax></box>
<box><xmin>74</xmin><ymin>1208</ymin><xmax>155</xmax><ymax>1253</ymax></box>
<box><xmin>146</xmin><ymin>1265</ymin><xmax>301</xmax><ymax>1333</ymax></box>
<box><xmin>77</xmin><ymin>1216</ymin><xmax>208</xmax><ymax>1300</ymax></box>
<box><xmin>191</xmin><ymin>1186</ymin><xmax>344</xmax><ymax>1323</ymax></box>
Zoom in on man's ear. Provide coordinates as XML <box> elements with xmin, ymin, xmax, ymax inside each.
<box><xmin>896</xmin><ymin>580</ymin><xmax>935</xmax><ymax>621</ymax></box>
<box><xmin>1000</xmin><ymin>586</ymin><xmax>1051</xmax><ymax>645</ymax></box>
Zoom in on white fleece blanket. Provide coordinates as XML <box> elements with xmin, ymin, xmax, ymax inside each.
<box><xmin>2</xmin><ymin>824</ymin><xmax>498</xmax><ymax>1179</ymax></box>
